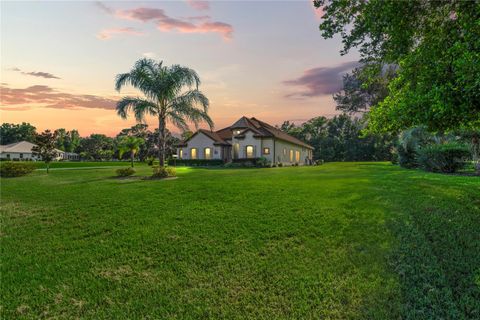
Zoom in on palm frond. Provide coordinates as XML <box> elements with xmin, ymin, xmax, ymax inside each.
<box><xmin>116</xmin><ymin>97</ymin><xmax>158</xmax><ymax>122</ymax></box>
<box><xmin>170</xmin><ymin>90</ymin><xmax>209</xmax><ymax>112</ymax></box>
<box><xmin>167</xmin><ymin>111</ymin><xmax>190</xmax><ymax>132</ymax></box>
<box><xmin>169</xmin><ymin>65</ymin><xmax>201</xmax><ymax>90</ymax></box>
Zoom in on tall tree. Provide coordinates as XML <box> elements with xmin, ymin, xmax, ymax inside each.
<box><xmin>0</xmin><ymin>123</ymin><xmax>37</xmax><ymax>144</ymax></box>
<box><xmin>77</xmin><ymin>134</ymin><xmax>114</xmax><ymax>160</ymax></box>
<box><xmin>32</xmin><ymin>130</ymin><xmax>58</xmax><ymax>174</ymax></box>
<box><xmin>117</xmin><ymin>136</ymin><xmax>144</xmax><ymax>167</ymax></box>
<box><xmin>315</xmin><ymin>0</ymin><xmax>480</xmax><ymax>132</ymax></box>
<box><xmin>334</xmin><ymin>64</ymin><xmax>395</xmax><ymax>114</ymax></box>
<box><xmin>115</xmin><ymin>58</ymin><xmax>213</xmax><ymax>166</ymax></box>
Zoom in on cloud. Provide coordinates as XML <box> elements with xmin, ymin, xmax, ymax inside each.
<box><xmin>186</xmin><ymin>0</ymin><xmax>210</xmax><ymax>11</ymax></box>
<box><xmin>283</xmin><ymin>61</ymin><xmax>359</xmax><ymax>98</ymax></box>
<box><xmin>156</xmin><ymin>18</ymin><xmax>233</xmax><ymax>40</ymax></box>
<box><xmin>0</xmin><ymin>85</ymin><xmax>117</xmax><ymax>110</ymax></box>
<box><xmin>95</xmin><ymin>2</ymin><xmax>233</xmax><ymax>40</ymax></box>
<box><xmin>116</xmin><ymin>7</ymin><xmax>167</xmax><ymax>22</ymax></box>
<box><xmin>97</xmin><ymin>27</ymin><xmax>145</xmax><ymax>40</ymax></box>
<box><xmin>9</xmin><ymin>67</ymin><xmax>61</xmax><ymax>79</ymax></box>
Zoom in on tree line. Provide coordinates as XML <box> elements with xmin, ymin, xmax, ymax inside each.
<box><xmin>0</xmin><ymin>122</ymin><xmax>180</xmax><ymax>162</ymax></box>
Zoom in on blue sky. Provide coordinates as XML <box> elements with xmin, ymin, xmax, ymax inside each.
<box><xmin>1</xmin><ymin>1</ymin><xmax>359</xmax><ymax>135</ymax></box>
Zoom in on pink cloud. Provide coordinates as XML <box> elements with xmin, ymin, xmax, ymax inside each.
<box><xmin>156</xmin><ymin>19</ymin><xmax>233</xmax><ymax>40</ymax></box>
<box><xmin>186</xmin><ymin>0</ymin><xmax>210</xmax><ymax>11</ymax></box>
<box><xmin>0</xmin><ymin>85</ymin><xmax>117</xmax><ymax>110</ymax></box>
<box><xmin>96</xmin><ymin>27</ymin><xmax>145</xmax><ymax>40</ymax></box>
<box><xmin>95</xmin><ymin>2</ymin><xmax>233</xmax><ymax>41</ymax></box>
<box><xmin>116</xmin><ymin>8</ymin><xmax>167</xmax><ymax>22</ymax></box>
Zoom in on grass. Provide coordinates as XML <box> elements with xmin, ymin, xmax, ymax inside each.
<box><xmin>1</xmin><ymin>163</ymin><xmax>479</xmax><ymax>319</ymax></box>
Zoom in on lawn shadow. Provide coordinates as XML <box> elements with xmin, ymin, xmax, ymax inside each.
<box><xmin>351</xmin><ymin>163</ymin><xmax>480</xmax><ymax>319</ymax></box>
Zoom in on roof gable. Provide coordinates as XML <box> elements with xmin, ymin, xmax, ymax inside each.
<box><xmin>177</xmin><ymin>117</ymin><xmax>314</xmax><ymax>150</ymax></box>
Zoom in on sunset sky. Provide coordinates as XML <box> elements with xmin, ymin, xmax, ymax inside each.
<box><xmin>0</xmin><ymin>0</ymin><xmax>359</xmax><ymax>136</ymax></box>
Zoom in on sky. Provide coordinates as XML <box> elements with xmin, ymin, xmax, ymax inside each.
<box><xmin>0</xmin><ymin>0</ymin><xmax>359</xmax><ymax>136</ymax></box>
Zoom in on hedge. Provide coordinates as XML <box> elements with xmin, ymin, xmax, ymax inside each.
<box><xmin>167</xmin><ymin>159</ymin><xmax>224</xmax><ymax>166</ymax></box>
<box><xmin>0</xmin><ymin>162</ymin><xmax>36</xmax><ymax>177</ymax></box>
<box><xmin>417</xmin><ymin>143</ymin><xmax>471</xmax><ymax>173</ymax></box>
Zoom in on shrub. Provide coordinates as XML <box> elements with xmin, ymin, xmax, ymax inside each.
<box><xmin>278</xmin><ymin>162</ymin><xmax>283</xmax><ymax>167</ymax></box>
<box><xmin>152</xmin><ymin>166</ymin><xmax>176</xmax><ymax>178</ymax></box>
<box><xmin>0</xmin><ymin>162</ymin><xmax>36</xmax><ymax>177</ymax></box>
<box><xmin>116</xmin><ymin>167</ymin><xmax>135</xmax><ymax>177</ymax></box>
<box><xmin>256</xmin><ymin>157</ymin><xmax>271</xmax><ymax>168</ymax></box>
<box><xmin>224</xmin><ymin>162</ymin><xmax>254</xmax><ymax>168</ymax></box>
<box><xmin>417</xmin><ymin>143</ymin><xmax>471</xmax><ymax>173</ymax></box>
<box><xmin>397</xmin><ymin>144</ymin><xmax>418</xmax><ymax>168</ymax></box>
<box><xmin>315</xmin><ymin>159</ymin><xmax>324</xmax><ymax>166</ymax></box>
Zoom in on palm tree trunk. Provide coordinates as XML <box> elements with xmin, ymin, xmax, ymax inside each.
<box><xmin>130</xmin><ymin>150</ymin><xmax>134</xmax><ymax>168</ymax></box>
<box><xmin>158</xmin><ymin>116</ymin><xmax>166</xmax><ymax>167</ymax></box>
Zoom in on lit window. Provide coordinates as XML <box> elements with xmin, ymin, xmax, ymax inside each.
<box><xmin>191</xmin><ymin>148</ymin><xmax>197</xmax><ymax>159</ymax></box>
<box><xmin>246</xmin><ymin>145</ymin><xmax>254</xmax><ymax>158</ymax></box>
<box><xmin>295</xmin><ymin>151</ymin><xmax>300</xmax><ymax>162</ymax></box>
<box><xmin>179</xmin><ymin>149</ymin><xmax>183</xmax><ymax>159</ymax></box>
<box><xmin>204</xmin><ymin>147</ymin><xmax>211</xmax><ymax>160</ymax></box>
<box><xmin>263</xmin><ymin>147</ymin><xmax>270</xmax><ymax>155</ymax></box>
<box><xmin>289</xmin><ymin>150</ymin><xmax>293</xmax><ymax>162</ymax></box>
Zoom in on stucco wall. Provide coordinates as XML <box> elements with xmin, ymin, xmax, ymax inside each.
<box><xmin>231</xmin><ymin>131</ymin><xmax>262</xmax><ymax>159</ymax></box>
<box><xmin>177</xmin><ymin>132</ymin><xmax>221</xmax><ymax>160</ymax></box>
<box><xmin>274</xmin><ymin>140</ymin><xmax>312</xmax><ymax>165</ymax></box>
<box><xmin>0</xmin><ymin>152</ymin><xmax>38</xmax><ymax>160</ymax></box>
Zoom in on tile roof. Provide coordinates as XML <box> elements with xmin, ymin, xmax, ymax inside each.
<box><xmin>179</xmin><ymin>117</ymin><xmax>314</xmax><ymax>149</ymax></box>
<box><xmin>0</xmin><ymin>141</ymin><xmax>36</xmax><ymax>153</ymax></box>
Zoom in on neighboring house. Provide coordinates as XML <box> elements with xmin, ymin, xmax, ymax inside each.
<box><xmin>177</xmin><ymin>116</ymin><xmax>314</xmax><ymax>165</ymax></box>
<box><xmin>0</xmin><ymin>141</ymin><xmax>79</xmax><ymax>161</ymax></box>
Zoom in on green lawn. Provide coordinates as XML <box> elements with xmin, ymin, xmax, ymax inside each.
<box><xmin>1</xmin><ymin>163</ymin><xmax>479</xmax><ymax>319</ymax></box>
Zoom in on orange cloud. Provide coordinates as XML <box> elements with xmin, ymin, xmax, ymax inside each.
<box><xmin>96</xmin><ymin>27</ymin><xmax>145</xmax><ymax>40</ymax></box>
<box><xmin>0</xmin><ymin>85</ymin><xmax>117</xmax><ymax>110</ymax></box>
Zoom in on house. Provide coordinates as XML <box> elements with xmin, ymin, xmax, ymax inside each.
<box><xmin>177</xmin><ymin>116</ymin><xmax>314</xmax><ymax>165</ymax></box>
<box><xmin>0</xmin><ymin>141</ymin><xmax>79</xmax><ymax>161</ymax></box>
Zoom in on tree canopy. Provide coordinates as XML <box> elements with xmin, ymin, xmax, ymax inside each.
<box><xmin>115</xmin><ymin>58</ymin><xmax>212</xmax><ymax>166</ymax></box>
<box><xmin>316</xmin><ymin>0</ymin><xmax>480</xmax><ymax>133</ymax></box>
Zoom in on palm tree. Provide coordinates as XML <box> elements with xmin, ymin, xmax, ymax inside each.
<box><xmin>115</xmin><ymin>58</ymin><xmax>213</xmax><ymax>166</ymax></box>
<box><xmin>118</xmin><ymin>136</ymin><xmax>144</xmax><ymax>167</ymax></box>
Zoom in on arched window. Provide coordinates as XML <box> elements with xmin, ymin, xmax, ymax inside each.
<box><xmin>204</xmin><ymin>147</ymin><xmax>211</xmax><ymax>160</ymax></box>
<box><xmin>190</xmin><ymin>148</ymin><xmax>197</xmax><ymax>159</ymax></box>
<box><xmin>246</xmin><ymin>145</ymin><xmax>254</xmax><ymax>158</ymax></box>
<box><xmin>289</xmin><ymin>149</ymin><xmax>294</xmax><ymax>162</ymax></box>
<box><xmin>179</xmin><ymin>149</ymin><xmax>183</xmax><ymax>159</ymax></box>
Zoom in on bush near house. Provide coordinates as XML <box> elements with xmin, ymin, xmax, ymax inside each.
<box><xmin>0</xmin><ymin>162</ymin><xmax>36</xmax><ymax>177</ymax></box>
<box><xmin>115</xmin><ymin>167</ymin><xmax>135</xmax><ymax>177</ymax></box>
<box><xmin>152</xmin><ymin>166</ymin><xmax>176</xmax><ymax>178</ymax></box>
<box><xmin>256</xmin><ymin>157</ymin><xmax>271</xmax><ymax>168</ymax></box>
<box><xmin>168</xmin><ymin>159</ymin><xmax>223</xmax><ymax>167</ymax></box>
<box><xmin>417</xmin><ymin>143</ymin><xmax>471</xmax><ymax>173</ymax></box>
